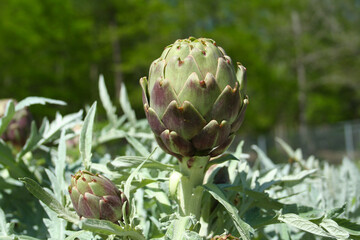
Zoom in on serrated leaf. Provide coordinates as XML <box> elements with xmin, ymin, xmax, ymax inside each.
<box><xmin>79</xmin><ymin>218</ymin><xmax>145</xmax><ymax>239</ymax></box>
<box><xmin>119</xmin><ymin>82</ymin><xmax>136</xmax><ymax>126</ymax></box>
<box><xmin>320</xmin><ymin>218</ymin><xmax>349</xmax><ymax>239</ymax></box>
<box><xmin>278</xmin><ymin>213</ymin><xmax>333</xmax><ymax>238</ymax></box>
<box><xmin>204</xmin><ymin>183</ymin><xmax>253</xmax><ymax>240</ymax></box>
<box><xmin>17</xmin><ymin>111</ymin><xmax>83</xmax><ymax>159</ymax></box>
<box><xmin>15</xmin><ymin>97</ymin><xmax>66</xmax><ymax>111</ymax></box>
<box><xmin>251</xmin><ymin>145</ymin><xmax>276</xmax><ymax>170</ymax></box>
<box><xmin>0</xmin><ymin>100</ymin><xmax>15</xmax><ymax>136</ymax></box>
<box><xmin>80</xmin><ymin>102</ymin><xmax>96</xmax><ymax>170</ymax></box>
<box><xmin>99</xmin><ymin>75</ymin><xmax>117</xmax><ymax>125</ymax></box>
<box><xmin>276</xmin><ymin>169</ymin><xmax>317</xmax><ymax>187</ymax></box>
<box><xmin>19</xmin><ymin>177</ymin><xmax>79</xmax><ymax>224</ymax></box>
<box><xmin>164</xmin><ymin>216</ymin><xmax>200</xmax><ymax>240</ymax></box>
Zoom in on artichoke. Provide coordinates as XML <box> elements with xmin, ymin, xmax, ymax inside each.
<box><xmin>0</xmin><ymin>99</ymin><xmax>32</xmax><ymax>147</ymax></box>
<box><xmin>140</xmin><ymin>37</ymin><xmax>248</xmax><ymax>158</ymax></box>
<box><xmin>68</xmin><ymin>170</ymin><xmax>128</xmax><ymax>222</ymax></box>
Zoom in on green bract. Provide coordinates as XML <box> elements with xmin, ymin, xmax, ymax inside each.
<box><xmin>68</xmin><ymin>170</ymin><xmax>128</xmax><ymax>222</ymax></box>
<box><xmin>140</xmin><ymin>37</ymin><xmax>248</xmax><ymax>158</ymax></box>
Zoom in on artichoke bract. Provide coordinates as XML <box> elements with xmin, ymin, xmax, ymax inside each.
<box><xmin>68</xmin><ymin>170</ymin><xmax>128</xmax><ymax>222</ymax></box>
<box><xmin>140</xmin><ymin>37</ymin><xmax>248</xmax><ymax>158</ymax></box>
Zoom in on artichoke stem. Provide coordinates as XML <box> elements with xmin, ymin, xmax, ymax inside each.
<box><xmin>178</xmin><ymin>155</ymin><xmax>210</xmax><ymax>219</ymax></box>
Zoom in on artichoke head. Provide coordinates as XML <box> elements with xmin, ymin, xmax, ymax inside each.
<box><xmin>68</xmin><ymin>170</ymin><xmax>128</xmax><ymax>222</ymax></box>
<box><xmin>0</xmin><ymin>99</ymin><xmax>32</xmax><ymax>147</ymax></box>
<box><xmin>140</xmin><ymin>37</ymin><xmax>248</xmax><ymax>158</ymax></box>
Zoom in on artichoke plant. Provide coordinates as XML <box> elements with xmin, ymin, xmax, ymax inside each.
<box><xmin>140</xmin><ymin>37</ymin><xmax>248</xmax><ymax>159</ymax></box>
<box><xmin>68</xmin><ymin>170</ymin><xmax>128</xmax><ymax>223</ymax></box>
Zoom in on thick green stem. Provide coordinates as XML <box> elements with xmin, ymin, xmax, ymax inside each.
<box><xmin>177</xmin><ymin>155</ymin><xmax>210</xmax><ymax>219</ymax></box>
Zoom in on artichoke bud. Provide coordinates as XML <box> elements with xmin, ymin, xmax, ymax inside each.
<box><xmin>68</xmin><ymin>170</ymin><xmax>128</xmax><ymax>222</ymax></box>
<box><xmin>0</xmin><ymin>99</ymin><xmax>32</xmax><ymax>147</ymax></box>
<box><xmin>141</xmin><ymin>37</ymin><xmax>248</xmax><ymax>159</ymax></box>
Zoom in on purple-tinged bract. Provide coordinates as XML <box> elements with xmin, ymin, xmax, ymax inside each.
<box><xmin>68</xmin><ymin>170</ymin><xmax>128</xmax><ymax>222</ymax></box>
<box><xmin>140</xmin><ymin>37</ymin><xmax>248</xmax><ymax>158</ymax></box>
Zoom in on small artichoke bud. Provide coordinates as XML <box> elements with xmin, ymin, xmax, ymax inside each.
<box><xmin>0</xmin><ymin>99</ymin><xmax>32</xmax><ymax>147</ymax></box>
<box><xmin>68</xmin><ymin>170</ymin><xmax>128</xmax><ymax>222</ymax></box>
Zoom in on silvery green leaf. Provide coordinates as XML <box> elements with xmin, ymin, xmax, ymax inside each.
<box><xmin>15</xmin><ymin>236</ymin><xmax>42</xmax><ymax>240</ymax></box>
<box><xmin>99</xmin><ymin>75</ymin><xmax>117</xmax><ymax>125</ymax></box>
<box><xmin>144</xmin><ymin>189</ymin><xmax>172</xmax><ymax>215</ymax></box>
<box><xmin>0</xmin><ymin>100</ymin><xmax>15</xmax><ymax>136</ymax></box>
<box><xmin>251</xmin><ymin>145</ymin><xmax>276</xmax><ymax>170</ymax></box>
<box><xmin>55</xmin><ymin>130</ymin><xmax>66</xmax><ymax>196</ymax></box>
<box><xmin>97</xmin><ymin>129</ymin><xmax>126</xmax><ymax>144</ymax></box>
<box><xmin>279</xmin><ymin>224</ymin><xmax>291</xmax><ymax>240</ymax></box>
<box><xmin>119</xmin><ymin>82</ymin><xmax>136</xmax><ymax>126</ymax></box>
<box><xmin>164</xmin><ymin>216</ymin><xmax>200</xmax><ymax>240</ymax></box>
<box><xmin>64</xmin><ymin>230</ymin><xmax>94</xmax><ymax>240</ymax></box>
<box><xmin>125</xmin><ymin>134</ymin><xmax>150</xmax><ymax>157</ymax></box>
<box><xmin>332</xmin><ymin>218</ymin><xmax>360</xmax><ymax>236</ymax></box>
<box><xmin>17</xmin><ymin>110</ymin><xmax>82</xmax><ymax>160</ymax></box>
<box><xmin>124</xmin><ymin>153</ymin><xmax>150</xmax><ymax>204</ymax></box>
<box><xmin>19</xmin><ymin>177</ymin><xmax>79</xmax><ymax>224</ymax></box>
<box><xmin>226</xmin><ymin>185</ymin><xmax>283</xmax><ymax>210</ymax></box>
<box><xmin>206</xmin><ymin>154</ymin><xmax>239</xmax><ymax>170</ymax></box>
<box><xmin>276</xmin><ymin>169</ymin><xmax>317</xmax><ymax>187</ymax></box>
<box><xmin>17</xmin><ymin>121</ymin><xmax>42</xmax><ymax>160</ymax></box>
<box><xmin>15</xmin><ymin>97</ymin><xmax>66</xmax><ymax>111</ymax></box>
<box><xmin>275</xmin><ymin>137</ymin><xmax>295</xmax><ymax>158</ymax></box>
<box><xmin>80</xmin><ymin>102</ymin><xmax>96</xmax><ymax>171</ymax></box>
<box><xmin>109</xmin><ymin>156</ymin><xmax>175</xmax><ymax>171</ymax></box>
<box><xmin>79</xmin><ymin>218</ymin><xmax>145</xmax><ymax>240</ymax></box>
<box><xmin>258</xmin><ymin>168</ymin><xmax>278</xmax><ymax>191</ymax></box>
<box><xmin>42</xmin><ymin>203</ymin><xmax>66</xmax><ymax>240</ymax></box>
<box><xmin>45</xmin><ymin>169</ymin><xmax>61</xmax><ymax>201</ymax></box>
<box><xmin>278</xmin><ymin>213</ymin><xmax>332</xmax><ymax>238</ymax></box>
<box><xmin>320</xmin><ymin>218</ymin><xmax>349</xmax><ymax>239</ymax></box>
<box><xmin>0</xmin><ymin>208</ymin><xmax>9</xmax><ymax>236</ymax></box>
<box><xmin>204</xmin><ymin>183</ymin><xmax>253</xmax><ymax>240</ymax></box>
<box><xmin>326</xmin><ymin>204</ymin><xmax>346</xmax><ymax>219</ymax></box>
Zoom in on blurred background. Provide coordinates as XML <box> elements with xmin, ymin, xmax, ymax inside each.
<box><xmin>0</xmin><ymin>0</ymin><xmax>359</xmax><ymax>162</ymax></box>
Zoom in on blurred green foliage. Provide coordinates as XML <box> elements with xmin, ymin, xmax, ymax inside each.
<box><xmin>0</xmin><ymin>0</ymin><xmax>359</xmax><ymax>134</ymax></box>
